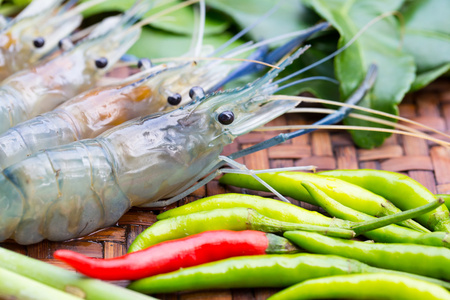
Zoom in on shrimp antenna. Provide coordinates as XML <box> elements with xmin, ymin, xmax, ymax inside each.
<box><xmin>126</xmin><ymin>0</ymin><xmax>200</xmax><ymax>33</ymax></box>
<box><xmin>266</xmin><ymin>108</ymin><xmax>448</xmax><ymax>146</ymax></box>
<box><xmin>270</xmin><ymin>96</ymin><xmax>450</xmax><ymax>141</ymax></box>
<box><xmin>207</xmin><ymin>22</ymin><xmax>330</xmax><ymax>93</ymax></box>
<box><xmin>274</xmin><ymin>76</ymin><xmax>339</xmax><ymax>93</ymax></box>
<box><xmin>75</xmin><ymin>0</ymin><xmax>157</xmax><ymax>44</ymax></box>
<box><xmin>210</xmin><ymin>2</ymin><xmax>281</xmax><ymax>57</ymax></box>
<box><xmin>228</xmin><ymin>64</ymin><xmax>378</xmax><ymax>160</ymax></box>
<box><xmin>256</xmin><ymin>124</ymin><xmax>450</xmax><ymax>148</ymax></box>
<box><xmin>59</xmin><ymin>0</ymin><xmax>78</xmax><ymax>13</ymax></box>
<box><xmin>56</xmin><ymin>0</ymin><xmax>108</xmax><ymax>20</ymax></box>
<box><xmin>223</xmin><ymin>22</ymin><xmax>330</xmax><ymax>60</ymax></box>
<box><xmin>287</xmin><ymin>107</ymin><xmax>434</xmax><ymax>139</ymax></box>
<box><xmin>140</xmin><ymin>62</ymin><xmax>376</xmax><ymax>208</ymax></box>
<box><xmin>151</xmin><ymin>56</ymin><xmax>280</xmax><ymax>69</ymax></box>
<box><xmin>193</xmin><ymin>0</ymin><xmax>206</xmax><ymax>57</ymax></box>
<box><xmin>224</xmin><ymin>11</ymin><xmax>427</xmax><ymax>159</ymax></box>
<box><xmin>273</xmin><ymin>11</ymin><xmax>399</xmax><ymax>85</ymax></box>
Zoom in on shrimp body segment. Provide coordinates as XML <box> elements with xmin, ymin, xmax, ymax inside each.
<box><xmin>0</xmin><ymin>47</ymin><xmax>306</xmax><ymax>245</ymax></box>
<box><xmin>0</xmin><ymin>13</ymin><xmax>142</xmax><ymax>134</ymax></box>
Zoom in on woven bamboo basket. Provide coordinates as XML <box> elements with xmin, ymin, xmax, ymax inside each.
<box><xmin>2</xmin><ymin>73</ymin><xmax>449</xmax><ymax>299</ymax></box>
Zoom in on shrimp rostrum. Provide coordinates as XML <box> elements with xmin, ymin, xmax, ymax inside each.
<box><xmin>0</xmin><ymin>46</ymin><xmax>352</xmax><ymax>245</ymax></box>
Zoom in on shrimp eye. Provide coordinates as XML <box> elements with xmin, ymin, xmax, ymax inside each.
<box><xmin>168</xmin><ymin>93</ymin><xmax>182</xmax><ymax>106</ymax></box>
<box><xmin>218</xmin><ymin>111</ymin><xmax>234</xmax><ymax>125</ymax></box>
<box><xmin>33</xmin><ymin>37</ymin><xmax>45</xmax><ymax>48</ymax></box>
<box><xmin>58</xmin><ymin>38</ymin><xmax>73</xmax><ymax>51</ymax></box>
<box><xmin>95</xmin><ymin>57</ymin><xmax>108</xmax><ymax>68</ymax></box>
<box><xmin>189</xmin><ymin>86</ymin><xmax>205</xmax><ymax>100</ymax></box>
<box><xmin>137</xmin><ymin>58</ymin><xmax>152</xmax><ymax>70</ymax></box>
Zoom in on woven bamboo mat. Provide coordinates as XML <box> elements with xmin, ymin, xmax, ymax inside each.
<box><xmin>2</xmin><ymin>76</ymin><xmax>450</xmax><ymax>300</ymax></box>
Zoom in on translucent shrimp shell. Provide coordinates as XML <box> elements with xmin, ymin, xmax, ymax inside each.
<box><xmin>0</xmin><ymin>0</ymin><xmax>82</xmax><ymax>80</ymax></box>
<box><xmin>0</xmin><ymin>57</ymin><xmax>235</xmax><ymax>169</ymax></box>
<box><xmin>0</xmin><ymin>15</ymin><xmax>141</xmax><ymax>134</ymax></box>
<box><xmin>0</xmin><ymin>47</ymin><xmax>304</xmax><ymax>244</ymax></box>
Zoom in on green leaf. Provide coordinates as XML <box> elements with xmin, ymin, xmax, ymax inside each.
<box><xmin>402</xmin><ymin>0</ymin><xmax>450</xmax><ymax>89</ymax></box>
<box><xmin>145</xmin><ymin>1</ymin><xmax>229</xmax><ymax>35</ymax></box>
<box><xmin>127</xmin><ymin>27</ymin><xmax>243</xmax><ymax>59</ymax></box>
<box><xmin>411</xmin><ymin>63</ymin><xmax>450</xmax><ymax>91</ymax></box>
<box><xmin>81</xmin><ymin>0</ymin><xmax>229</xmax><ymax>36</ymax></box>
<box><xmin>206</xmin><ymin>0</ymin><xmax>320</xmax><ymax>43</ymax></box>
<box><xmin>304</xmin><ymin>0</ymin><xmax>416</xmax><ymax>148</ymax></box>
<box><xmin>0</xmin><ymin>3</ymin><xmax>21</xmax><ymax>16</ymax></box>
<box><xmin>81</xmin><ymin>0</ymin><xmax>134</xmax><ymax>17</ymax></box>
<box><xmin>12</xmin><ymin>0</ymin><xmax>29</xmax><ymax>6</ymax></box>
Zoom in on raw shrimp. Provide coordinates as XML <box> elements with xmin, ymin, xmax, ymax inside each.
<box><xmin>0</xmin><ymin>0</ymin><xmax>104</xmax><ymax>80</ymax></box>
<box><xmin>0</xmin><ymin>63</ymin><xmax>223</xmax><ymax>170</ymax></box>
<box><xmin>0</xmin><ymin>17</ymin><xmax>329</xmax><ymax>169</ymax></box>
<box><xmin>0</xmin><ymin>0</ymin><xmax>152</xmax><ymax>135</ymax></box>
<box><xmin>0</xmin><ymin>46</ymin><xmax>342</xmax><ymax>245</ymax></box>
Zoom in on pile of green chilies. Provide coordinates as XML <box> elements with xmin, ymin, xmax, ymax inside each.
<box><xmin>51</xmin><ymin>169</ymin><xmax>450</xmax><ymax>299</ymax></box>
<box><xmin>125</xmin><ymin>169</ymin><xmax>450</xmax><ymax>299</ymax></box>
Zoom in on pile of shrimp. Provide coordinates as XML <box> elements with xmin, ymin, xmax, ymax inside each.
<box><xmin>0</xmin><ymin>0</ymin><xmax>449</xmax><ymax>245</ymax></box>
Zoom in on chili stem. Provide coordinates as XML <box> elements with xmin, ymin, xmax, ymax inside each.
<box><xmin>249</xmin><ymin>209</ymin><xmax>356</xmax><ymax>239</ymax></box>
<box><xmin>351</xmin><ymin>198</ymin><xmax>445</xmax><ymax>235</ymax></box>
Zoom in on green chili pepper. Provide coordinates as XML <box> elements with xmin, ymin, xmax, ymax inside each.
<box><xmin>157</xmin><ymin>193</ymin><xmax>442</xmax><ymax>238</ymax></box>
<box><xmin>157</xmin><ymin>193</ymin><xmax>349</xmax><ymax>226</ymax></box>
<box><xmin>131</xmin><ymin>198</ymin><xmax>440</xmax><ymax>252</ymax></box>
<box><xmin>301</xmin><ymin>181</ymin><xmax>450</xmax><ymax>248</ymax></box>
<box><xmin>0</xmin><ymin>266</ymin><xmax>83</xmax><ymax>300</ymax></box>
<box><xmin>436</xmin><ymin>194</ymin><xmax>450</xmax><ymax>210</ymax></box>
<box><xmin>127</xmin><ymin>253</ymin><xmax>450</xmax><ymax>294</ymax></box>
<box><xmin>268</xmin><ymin>273</ymin><xmax>450</xmax><ymax>300</ymax></box>
<box><xmin>320</xmin><ymin>169</ymin><xmax>450</xmax><ymax>232</ymax></box>
<box><xmin>284</xmin><ymin>231</ymin><xmax>450</xmax><ymax>280</ymax></box>
<box><xmin>128</xmin><ymin>207</ymin><xmax>356</xmax><ymax>252</ymax></box>
<box><xmin>0</xmin><ymin>247</ymin><xmax>156</xmax><ymax>300</ymax></box>
<box><xmin>219</xmin><ymin>172</ymin><xmax>429</xmax><ymax>232</ymax></box>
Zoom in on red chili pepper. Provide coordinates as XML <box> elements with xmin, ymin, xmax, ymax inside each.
<box><xmin>53</xmin><ymin>230</ymin><xmax>298</xmax><ymax>280</ymax></box>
